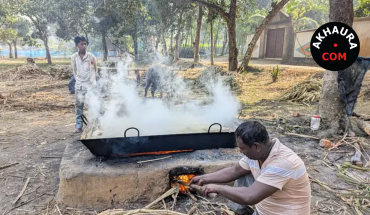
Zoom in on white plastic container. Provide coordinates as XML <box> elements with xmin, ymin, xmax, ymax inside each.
<box><xmin>311</xmin><ymin>115</ymin><xmax>321</xmax><ymax>130</ymax></box>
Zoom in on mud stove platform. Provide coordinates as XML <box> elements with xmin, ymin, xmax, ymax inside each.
<box><xmin>57</xmin><ymin>140</ymin><xmax>241</xmax><ymax>210</ymax></box>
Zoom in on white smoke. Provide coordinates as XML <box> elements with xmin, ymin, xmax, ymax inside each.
<box><xmin>84</xmin><ymin>54</ymin><xmax>240</xmax><ymax>138</ymax></box>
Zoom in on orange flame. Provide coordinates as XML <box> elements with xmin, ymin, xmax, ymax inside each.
<box><xmin>171</xmin><ymin>174</ymin><xmax>195</xmax><ymax>193</ymax></box>
<box><xmin>118</xmin><ymin>149</ymin><xmax>194</xmax><ymax>157</ymax></box>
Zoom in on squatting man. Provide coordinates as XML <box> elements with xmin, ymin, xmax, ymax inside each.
<box><xmin>190</xmin><ymin>121</ymin><xmax>311</xmax><ymax>215</ymax></box>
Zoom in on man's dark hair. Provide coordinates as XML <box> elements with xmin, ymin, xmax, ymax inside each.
<box><xmin>235</xmin><ymin>121</ymin><xmax>269</xmax><ymax>147</ymax></box>
<box><xmin>74</xmin><ymin>36</ymin><xmax>89</xmax><ymax>45</ymax></box>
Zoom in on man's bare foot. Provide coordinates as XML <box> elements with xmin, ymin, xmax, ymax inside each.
<box><xmin>75</xmin><ymin>128</ymin><xmax>82</xmax><ymax>133</ymax></box>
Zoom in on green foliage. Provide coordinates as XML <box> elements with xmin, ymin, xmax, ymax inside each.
<box><xmin>355</xmin><ymin>0</ymin><xmax>370</xmax><ymax>17</ymax></box>
<box><xmin>54</xmin><ymin>0</ymin><xmax>95</xmax><ymax>41</ymax></box>
<box><xmin>271</xmin><ymin>65</ymin><xmax>280</xmax><ymax>82</ymax></box>
<box><xmin>285</xmin><ymin>0</ymin><xmax>328</xmax><ymax>31</ymax></box>
<box><xmin>0</xmin><ymin>28</ymin><xmax>17</xmax><ymax>44</ymax></box>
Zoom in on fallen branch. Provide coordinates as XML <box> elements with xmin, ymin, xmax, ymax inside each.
<box><xmin>12</xmin><ymin>177</ymin><xmax>30</xmax><ymax>204</ymax></box>
<box><xmin>186</xmin><ymin>191</ymin><xmax>198</xmax><ymax>202</ymax></box>
<box><xmin>55</xmin><ymin>204</ymin><xmax>62</xmax><ymax>215</ymax></box>
<box><xmin>171</xmin><ymin>190</ymin><xmax>179</xmax><ymax>210</ymax></box>
<box><xmin>187</xmin><ymin>204</ymin><xmax>198</xmax><ymax>215</ymax></box>
<box><xmin>145</xmin><ymin>185</ymin><xmax>179</xmax><ymax>209</ymax></box>
<box><xmin>284</xmin><ymin>132</ymin><xmax>321</xmax><ymax>140</ymax></box>
<box><xmin>0</xmin><ymin>162</ymin><xmax>19</xmax><ymax>170</ymax></box>
<box><xmin>40</xmin><ymin>156</ymin><xmax>62</xmax><ymax>159</ymax></box>
<box><xmin>137</xmin><ymin>156</ymin><xmax>172</xmax><ymax>164</ymax></box>
<box><xmin>321</xmin><ymin>160</ymin><xmax>335</xmax><ymax>170</ymax></box>
<box><xmin>341</xmin><ymin>162</ymin><xmax>370</xmax><ymax>171</ymax></box>
<box><xmin>309</xmin><ymin>175</ymin><xmax>335</xmax><ymax>193</ymax></box>
<box><xmin>8</xmin><ymin>193</ymin><xmax>46</xmax><ymax>212</ymax></box>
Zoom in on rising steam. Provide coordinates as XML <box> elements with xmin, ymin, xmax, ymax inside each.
<box><xmin>83</xmin><ymin>53</ymin><xmax>240</xmax><ymax>138</ymax></box>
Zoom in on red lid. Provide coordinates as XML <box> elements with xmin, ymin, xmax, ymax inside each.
<box><xmin>312</xmin><ymin>115</ymin><xmax>320</xmax><ymax>118</ymax></box>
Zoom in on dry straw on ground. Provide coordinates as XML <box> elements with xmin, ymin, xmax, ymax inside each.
<box><xmin>281</xmin><ymin>76</ymin><xmax>322</xmax><ymax>104</ymax></box>
<box><xmin>47</xmin><ymin>65</ymin><xmax>73</xmax><ymax>80</ymax></box>
<box><xmin>0</xmin><ymin>65</ymin><xmax>47</xmax><ymax>80</ymax></box>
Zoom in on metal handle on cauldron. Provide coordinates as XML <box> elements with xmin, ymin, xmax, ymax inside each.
<box><xmin>208</xmin><ymin>123</ymin><xmax>222</xmax><ymax>133</ymax></box>
<box><xmin>81</xmin><ymin>114</ymin><xmax>88</xmax><ymax>126</ymax></box>
<box><xmin>124</xmin><ymin>127</ymin><xmax>140</xmax><ymax>137</ymax></box>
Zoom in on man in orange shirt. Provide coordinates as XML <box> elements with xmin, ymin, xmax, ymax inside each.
<box><xmin>190</xmin><ymin>121</ymin><xmax>311</xmax><ymax>215</ymax></box>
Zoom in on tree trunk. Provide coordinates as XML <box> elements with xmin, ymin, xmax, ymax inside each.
<box><xmin>13</xmin><ymin>39</ymin><xmax>18</xmax><ymax>59</ymax></box>
<box><xmin>133</xmin><ymin>25</ymin><xmax>139</xmax><ymax>60</ymax></box>
<box><xmin>238</xmin><ymin>0</ymin><xmax>290</xmax><ymax>72</ymax></box>
<box><xmin>190</xmin><ymin>26</ymin><xmax>194</xmax><ymax>47</ymax></box>
<box><xmin>194</xmin><ymin>6</ymin><xmax>203</xmax><ymax>64</ymax></box>
<box><xmin>102</xmin><ymin>33</ymin><xmax>108</xmax><ymax>61</ymax></box>
<box><xmin>185</xmin><ymin>25</ymin><xmax>190</xmax><ymax>47</ymax></box>
<box><xmin>226</xmin><ymin>0</ymin><xmax>237</xmax><ymax>71</ymax></box>
<box><xmin>214</xmin><ymin>18</ymin><xmax>221</xmax><ymax>56</ymax></box>
<box><xmin>209</xmin><ymin>12</ymin><xmax>214</xmax><ymax>65</ymax></box>
<box><xmin>7</xmin><ymin>42</ymin><xmax>13</xmax><ymax>58</ymax></box>
<box><xmin>202</xmin><ymin>26</ymin><xmax>208</xmax><ymax>46</ymax></box>
<box><xmin>133</xmin><ymin>35</ymin><xmax>138</xmax><ymax>61</ymax></box>
<box><xmin>170</xmin><ymin>28</ymin><xmax>174</xmax><ymax>55</ymax></box>
<box><xmin>174</xmin><ymin>12</ymin><xmax>184</xmax><ymax>62</ymax></box>
<box><xmin>43</xmin><ymin>37</ymin><xmax>52</xmax><ymax>64</ymax></box>
<box><xmin>329</xmin><ymin>0</ymin><xmax>353</xmax><ymax>26</ymax></box>
<box><xmin>318</xmin><ymin>0</ymin><xmax>354</xmax><ymax>135</ymax></box>
<box><xmin>161</xmin><ymin>28</ymin><xmax>168</xmax><ymax>56</ymax></box>
<box><xmin>221</xmin><ymin>27</ymin><xmax>227</xmax><ymax>56</ymax></box>
<box><xmin>155</xmin><ymin>32</ymin><xmax>160</xmax><ymax>51</ymax></box>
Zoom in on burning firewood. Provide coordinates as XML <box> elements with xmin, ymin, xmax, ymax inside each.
<box><xmin>173</xmin><ymin>179</ymin><xmax>218</xmax><ymax>198</ymax></box>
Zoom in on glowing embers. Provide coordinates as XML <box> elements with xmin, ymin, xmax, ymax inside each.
<box><xmin>169</xmin><ymin>166</ymin><xmax>203</xmax><ymax>194</ymax></box>
<box><xmin>171</xmin><ymin>174</ymin><xmax>195</xmax><ymax>193</ymax></box>
<box><xmin>123</xmin><ymin>149</ymin><xmax>194</xmax><ymax>157</ymax></box>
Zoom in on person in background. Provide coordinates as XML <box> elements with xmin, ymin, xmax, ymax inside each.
<box><xmin>71</xmin><ymin>36</ymin><xmax>98</xmax><ymax>132</ymax></box>
<box><xmin>190</xmin><ymin>121</ymin><xmax>311</xmax><ymax>215</ymax></box>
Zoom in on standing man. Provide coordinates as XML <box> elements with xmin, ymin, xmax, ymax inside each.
<box><xmin>71</xmin><ymin>36</ymin><xmax>98</xmax><ymax>132</ymax></box>
<box><xmin>190</xmin><ymin>121</ymin><xmax>311</xmax><ymax>215</ymax></box>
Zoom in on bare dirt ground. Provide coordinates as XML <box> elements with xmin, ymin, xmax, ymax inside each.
<box><xmin>0</xmin><ymin>57</ymin><xmax>370</xmax><ymax>215</ymax></box>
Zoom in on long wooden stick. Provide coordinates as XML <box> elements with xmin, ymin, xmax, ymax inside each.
<box><xmin>12</xmin><ymin>177</ymin><xmax>30</xmax><ymax>204</ymax></box>
<box><xmin>8</xmin><ymin>193</ymin><xmax>46</xmax><ymax>213</ymax></box>
<box><xmin>285</xmin><ymin>132</ymin><xmax>321</xmax><ymax>140</ymax></box>
<box><xmin>186</xmin><ymin>191</ymin><xmax>198</xmax><ymax>202</ymax></box>
<box><xmin>171</xmin><ymin>191</ymin><xmax>179</xmax><ymax>210</ymax></box>
<box><xmin>137</xmin><ymin>156</ymin><xmax>172</xmax><ymax>164</ymax></box>
<box><xmin>40</xmin><ymin>156</ymin><xmax>62</xmax><ymax>159</ymax></box>
<box><xmin>0</xmin><ymin>162</ymin><xmax>19</xmax><ymax>170</ymax></box>
<box><xmin>55</xmin><ymin>205</ymin><xmax>62</xmax><ymax>215</ymax></box>
<box><xmin>145</xmin><ymin>185</ymin><xmax>179</xmax><ymax>209</ymax></box>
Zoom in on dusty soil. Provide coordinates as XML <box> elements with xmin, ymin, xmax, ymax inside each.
<box><xmin>0</xmin><ymin>58</ymin><xmax>370</xmax><ymax>215</ymax></box>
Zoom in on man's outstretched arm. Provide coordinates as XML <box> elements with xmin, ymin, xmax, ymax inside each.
<box><xmin>202</xmin><ymin>181</ymin><xmax>278</xmax><ymax>205</ymax></box>
<box><xmin>190</xmin><ymin>163</ymin><xmax>250</xmax><ymax>185</ymax></box>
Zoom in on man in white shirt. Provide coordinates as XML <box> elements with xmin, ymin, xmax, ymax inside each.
<box><xmin>71</xmin><ymin>36</ymin><xmax>98</xmax><ymax>132</ymax></box>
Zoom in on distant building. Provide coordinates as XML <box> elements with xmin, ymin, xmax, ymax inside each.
<box><xmin>246</xmin><ymin>11</ymin><xmax>295</xmax><ymax>62</ymax></box>
<box><xmin>246</xmin><ymin>13</ymin><xmax>370</xmax><ymax>61</ymax></box>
